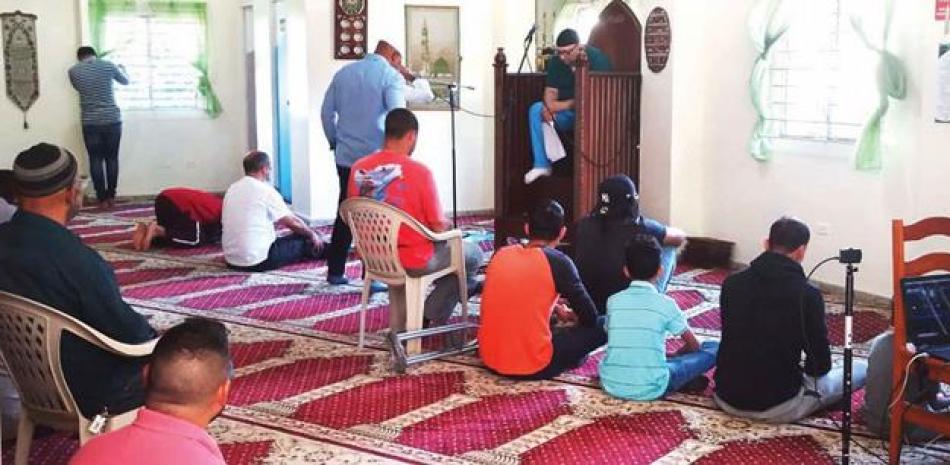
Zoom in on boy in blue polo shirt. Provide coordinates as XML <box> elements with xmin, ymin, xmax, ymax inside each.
<box><xmin>599</xmin><ymin>234</ymin><xmax>719</xmax><ymax>400</ymax></box>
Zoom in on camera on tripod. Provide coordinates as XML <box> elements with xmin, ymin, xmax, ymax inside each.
<box><xmin>838</xmin><ymin>248</ymin><xmax>862</xmax><ymax>265</ymax></box>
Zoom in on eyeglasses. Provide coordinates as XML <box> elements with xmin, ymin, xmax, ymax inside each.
<box><xmin>556</xmin><ymin>45</ymin><xmax>578</xmax><ymax>58</ymax></box>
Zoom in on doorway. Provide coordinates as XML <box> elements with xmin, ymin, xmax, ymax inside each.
<box><xmin>272</xmin><ymin>1</ymin><xmax>293</xmax><ymax>202</ymax></box>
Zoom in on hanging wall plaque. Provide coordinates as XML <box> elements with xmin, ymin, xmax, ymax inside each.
<box><xmin>1</xmin><ymin>10</ymin><xmax>39</xmax><ymax>129</ymax></box>
<box><xmin>644</xmin><ymin>7</ymin><xmax>671</xmax><ymax>74</ymax></box>
<box><xmin>335</xmin><ymin>0</ymin><xmax>368</xmax><ymax>60</ymax></box>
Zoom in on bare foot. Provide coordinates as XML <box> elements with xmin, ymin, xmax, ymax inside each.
<box><xmin>132</xmin><ymin>223</ymin><xmax>148</xmax><ymax>251</ymax></box>
<box><xmin>142</xmin><ymin>221</ymin><xmax>162</xmax><ymax>251</ymax></box>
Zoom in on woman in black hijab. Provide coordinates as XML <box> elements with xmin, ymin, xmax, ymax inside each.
<box><xmin>573</xmin><ymin>175</ymin><xmax>687</xmax><ymax>314</ymax></box>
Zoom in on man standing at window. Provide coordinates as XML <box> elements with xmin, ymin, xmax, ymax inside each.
<box><xmin>321</xmin><ymin>40</ymin><xmax>406</xmax><ymax>286</ymax></box>
<box><xmin>68</xmin><ymin>46</ymin><xmax>129</xmax><ymax>208</ymax></box>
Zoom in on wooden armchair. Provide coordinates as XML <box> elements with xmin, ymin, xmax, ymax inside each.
<box><xmin>889</xmin><ymin>218</ymin><xmax>950</xmax><ymax>463</ymax></box>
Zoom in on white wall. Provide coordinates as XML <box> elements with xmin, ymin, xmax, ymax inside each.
<box><xmin>664</xmin><ymin>1</ymin><xmax>950</xmax><ymax>297</ymax></box>
<box><xmin>0</xmin><ymin>0</ymin><xmax>84</xmax><ymax>171</ymax></box>
<box><xmin>0</xmin><ymin>0</ymin><xmax>248</xmax><ymax>195</ymax></box>
<box><xmin>269</xmin><ymin>0</ymin><xmax>530</xmax><ymax>220</ymax></box>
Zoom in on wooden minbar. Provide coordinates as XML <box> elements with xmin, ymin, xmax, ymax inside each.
<box><xmin>493</xmin><ymin>0</ymin><xmax>643</xmax><ymax>249</ymax></box>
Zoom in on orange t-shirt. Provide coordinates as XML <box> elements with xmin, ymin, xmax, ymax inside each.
<box><xmin>347</xmin><ymin>151</ymin><xmax>443</xmax><ymax>269</ymax></box>
<box><xmin>478</xmin><ymin>245</ymin><xmax>559</xmax><ymax>375</ymax></box>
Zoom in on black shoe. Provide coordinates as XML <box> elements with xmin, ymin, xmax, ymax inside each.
<box><xmin>468</xmin><ymin>278</ymin><xmax>484</xmax><ymax>298</ymax></box>
<box><xmin>327</xmin><ymin>275</ymin><xmax>349</xmax><ymax>285</ymax></box>
<box><xmin>680</xmin><ymin>376</ymin><xmax>710</xmax><ymax>393</ymax></box>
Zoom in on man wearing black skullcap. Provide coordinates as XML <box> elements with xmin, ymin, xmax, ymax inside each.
<box><xmin>0</xmin><ymin>143</ymin><xmax>157</xmax><ymax>420</ymax></box>
<box><xmin>524</xmin><ymin>28</ymin><xmax>612</xmax><ymax>184</ymax></box>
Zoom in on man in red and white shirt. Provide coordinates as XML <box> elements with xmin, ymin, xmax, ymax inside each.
<box><xmin>133</xmin><ymin>188</ymin><xmax>223</xmax><ymax>251</ymax></box>
<box><xmin>348</xmin><ymin>108</ymin><xmax>483</xmax><ymax>327</ymax></box>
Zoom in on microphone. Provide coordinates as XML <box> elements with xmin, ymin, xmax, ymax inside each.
<box><xmin>524</xmin><ymin>23</ymin><xmax>537</xmax><ymax>44</ymax></box>
<box><xmin>838</xmin><ymin>248</ymin><xmax>862</xmax><ymax>264</ymax></box>
<box><xmin>541</xmin><ymin>47</ymin><xmax>555</xmax><ymax>55</ymax></box>
<box><xmin>431</xmin><ymin>81</ymin><xmax>475</xmax><ymax>91</ymax></box>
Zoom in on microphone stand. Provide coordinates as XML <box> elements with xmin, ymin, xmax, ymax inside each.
<box><xmin>841</xmin><ymin>261</ymin><xmax>857</xmax><ymax>465</ymax></box>
<box><xmin>448</xmin><ymin>83</ymin><xmax>459</xmax><ymax>229</ymax></box>
<box><xmin>517</xmin><ymin>32</ymin><xmax>535</xmax><ymax>74</ymax></box>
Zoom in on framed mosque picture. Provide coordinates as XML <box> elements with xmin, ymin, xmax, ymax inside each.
<box><xmin>405</xmin><ymin>5</ymin><xmax>460</xmax><ymax>110</ymax></box>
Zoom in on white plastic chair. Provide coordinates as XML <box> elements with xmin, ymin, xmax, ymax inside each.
<box><xmin>340</xmin><ymin>198</ymin><xmax>469</xmax><ymax>355</ymax></box>
<box><xmin>0</xmin><ymin>291</ymin><xmax>157</xmax><ymax>465</ymax></box>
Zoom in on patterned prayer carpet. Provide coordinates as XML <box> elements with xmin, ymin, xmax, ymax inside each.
<box><xmin>3</xmin><ymin>201</ymin><xmax>947</xmax><ymax>464</ymax></box>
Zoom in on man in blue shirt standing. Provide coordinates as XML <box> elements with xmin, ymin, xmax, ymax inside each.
<box><xmin>68</xmin><ymin>46</ymin><xmax>129</xmax><ymax>208</ymax></box>
<box><xmin>321</xmin><ymin>40</ymin><xmax>406</xmax><ymax>285</ymax></box>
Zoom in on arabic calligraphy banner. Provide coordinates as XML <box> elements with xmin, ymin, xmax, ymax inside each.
<box><xmin>1</xmin><ymin>11</ymin><xmax>39</xmax><ymax>129</ymax></box>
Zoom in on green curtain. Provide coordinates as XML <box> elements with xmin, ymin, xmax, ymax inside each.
<box><xmin>87</xmin><ymin>0</ymin><xmax>222</xmax><ymax>117</ymax></box>
<box><xmin>747</xmin><ymin>0</ymin><xmax>791</xmax><ymax>161</ymax></box>
<box><xmin>849</xmin><ymin>0</ymin><xmax>905</xmax><ymax>170</ymax></box>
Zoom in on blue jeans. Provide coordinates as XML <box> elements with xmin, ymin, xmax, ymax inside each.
<box><xmin>666</xmin><ymin>341</ymin><xmax>719</xmax><ymax>393</ymax></box>
<box><xmin>657</xmin><ymin>246</ymin><xmax>677</xmax><ymax>293</ymax></box>
<box><xmin>528</xmin><ymin>101</ymin><xmax>575</xmax><ymax>169</ymax></box>
<box><xmin>82</xmin><ymin>122</ymin><xmax>122</xmax><ymax>201</ymax></box>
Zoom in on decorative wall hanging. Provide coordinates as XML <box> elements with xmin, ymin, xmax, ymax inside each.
<box><xmin>405</xmin><ymin>5</ymin><xmax>460</xmax><ymax>111</ymax></box>
<box><xmin>335</xmin><ymin>0</ymin><xmax>368</xmax><ymax>60</ymax></box>
<box><xmin>1</xmin><ymin>10</ymin><xmax>39</xmax><ymax>129</ymax></box>
<box><xmin>644</xmin><ymin>7</ymin><xmax>671</xmax><ymax>73</ymax></box>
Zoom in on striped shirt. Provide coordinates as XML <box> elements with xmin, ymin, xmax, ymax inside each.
<box><xmin>68</xmin><ymin>58</ymin><xmax>129</xmax><ymax>126</ymax></box>
<box><xmin>599</xmin><ymin>280</ymin><xmax>687</xmax><ymax>400</ymax></box>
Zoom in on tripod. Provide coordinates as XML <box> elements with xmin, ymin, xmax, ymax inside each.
<box><xmin>841</xmin><ymin>261</ymin><xmax>857</xmax><ymax>465</ymax></box>
<box><xmin>808</xmin><ymin>248</ymin><xmax>861</xmax><ymax>465</ymax></box>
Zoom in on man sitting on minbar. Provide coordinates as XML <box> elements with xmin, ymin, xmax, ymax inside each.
<box><xmin>524</xmin><ymin>28</ymin><xmax>611</xmax><ymax>184</ymax></box>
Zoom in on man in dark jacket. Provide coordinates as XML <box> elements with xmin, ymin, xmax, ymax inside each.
<box><xmin>713</xmin><ymin>217</ymin><xmax>867</xmax><ymax>423</ymax></box>
<box><xmin>0</xmin><ymin>143</ymin><xmax>157</xmax><ymax>419</ymax></box>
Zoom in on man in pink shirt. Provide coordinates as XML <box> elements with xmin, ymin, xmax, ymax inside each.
<box><xmin>70</xmin><ymin>318</ymin><xmax>232</xmax><ymax>465</ymax></box>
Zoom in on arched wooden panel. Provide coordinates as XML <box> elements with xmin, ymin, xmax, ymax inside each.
<box><xmin>588</xmin><ymin>0</ymin><xmax>642</xmax><ymax>73</ymax></box>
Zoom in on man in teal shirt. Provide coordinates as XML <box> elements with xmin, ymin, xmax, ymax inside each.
<box><xmin>525</xmin><ymin>29</ymin><xmax>612</xmax><ymax>184</ymax></box>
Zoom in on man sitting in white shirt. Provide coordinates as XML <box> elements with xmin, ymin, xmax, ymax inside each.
<box><xmin>222</xmin><ymin>151</ymin><xmax>325</xmax><ymax>271</ymax></box>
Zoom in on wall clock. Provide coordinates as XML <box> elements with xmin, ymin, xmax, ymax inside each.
<box><xmin>334</xmin><ymin>0</ymin><xmax>368</xmax><ymax>60</ymax></box>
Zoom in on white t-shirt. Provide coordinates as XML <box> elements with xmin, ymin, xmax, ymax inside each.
<box><xmin>0</xmin><ymin>198</ymin><xmax>16</xmax><ymax>225</ymax></box>
<box><xmin>221</xmin><ymin>176</ymin><xmax>292</xmax><ymax>267</ymax></box>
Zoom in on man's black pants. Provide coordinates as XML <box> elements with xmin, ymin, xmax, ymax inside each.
<box><xmin>154</xmin><ymin>194</ymin><xmax>221</xmax><ymax>246</ymax></box>
<box><xmin>506</xmin><ymin>325</ymin><xmax>607</xmax><ymax>380</ymax></box>
<box><xmin>327</xmin><ymin>164</ymin><xmax>352</xmax><ymax>279</ymax></box>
